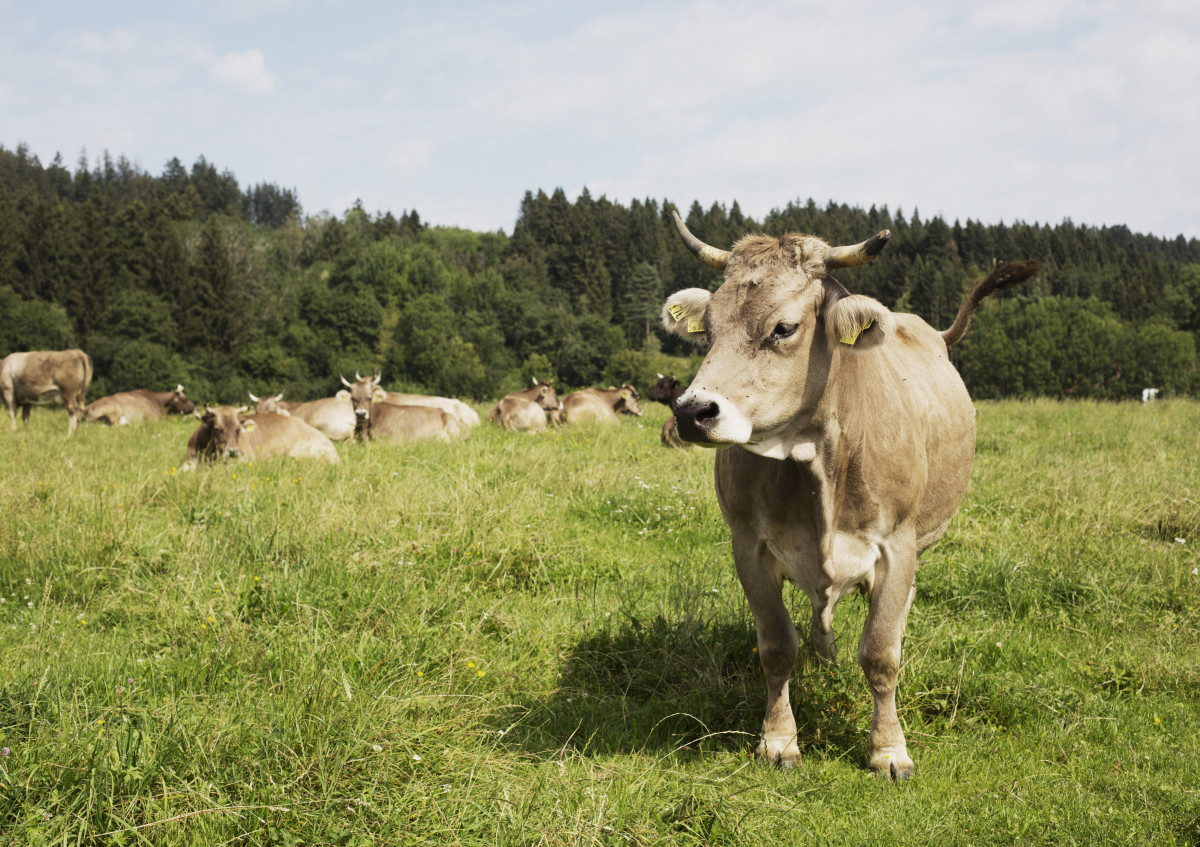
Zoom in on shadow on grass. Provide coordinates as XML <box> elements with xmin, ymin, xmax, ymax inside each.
<box><xmin>495</xmin><ymin>611</ymin><xmax>871</xmax><ymax>765</ymax></box>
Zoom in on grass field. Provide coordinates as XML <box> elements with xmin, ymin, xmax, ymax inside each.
<box><xmin>0</xmin><ymin>399</ymin><xmax>1197</xmax><ymax>845</ymax></box>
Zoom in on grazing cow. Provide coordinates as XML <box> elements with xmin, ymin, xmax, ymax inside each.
<box><xmin>560</xmin><ymin>384</ymin><xmax>643</xmax><ymax>424</ymax></box>
<box><xmin>0</xmin><ymin>349</ymin><xmax>93</xmax><ymax>435</ymax></box>
<box><xmin>662</xmin><ymin>210</ymin><xmax>1040</xmax><ymax>779</ymax></box>
<box><xmin>84</xmin><ymin>385</ymin><xmax>195</xmax><ymax>425</ymax></box>
<box><xmin>248</xmin><ymin>391</ymin><xmax>357</xmax><ymax>441</ymax></box>
<box><xmin>650</xmin><ymin>373</ymin><xmax>690</xmax><ymax>449</ymax></box>
<box><xmin>181</xmin><ymin>406</ymin><xmax>339</xmax><ymax>471</ymax></box>
<box><xmin>486</xmin><ymin>379</ymin><xmax>561</xmax><ymax>433</ymax></box>
<box><xmin>339</xmin><ymin>373</ymin><xmax>479</xmax><ymax>429</ymax></box>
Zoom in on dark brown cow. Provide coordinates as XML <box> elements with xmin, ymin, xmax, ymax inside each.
<box><xmin>248</xmin><ymin>391</ymin><xmax>357</xmax><ymax>441</ymax></box>
<box><xmin>181</xmin><ymin>405</ymin><xmax>339</xmax><ymax>471</ymax></box>
<box><xmin>560</xmin><ymin>384</ymin><xmax>643</xmax><ymax>424</ymax></box>
<box><xmin>0</xmin><ymin>349</ymin><xmax>93</xmax><ymax>435</ymax></box>
<box><xmin>486</xmin><ymin>379</ymin><xmax>561</xmax><ymax>433</ymax></box>
<box><xmin>649</xmin><ymin>373</ymin><xmax>690</xmax><ymax>448</ymax></box>
<box><xmin>662</xmin><ymin>210</ymin><xmax>1039</xmax><ymax>779</ymax></box>
<box><xmin>84</xmin><ymin>385</ymin><xmax>195</xmax><ymax>425</ymax></box>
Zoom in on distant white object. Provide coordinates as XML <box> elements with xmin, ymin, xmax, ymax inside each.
<box><xmin>1142</xmin><ymin>387</ymin><xmax>1160</xmax><ymax>403</ymax></box>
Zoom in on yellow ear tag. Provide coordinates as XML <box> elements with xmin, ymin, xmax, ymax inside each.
<box><xmin>687</xmin><ymin>317</ymin><xmax>705</xmax><ymax>333</ymax></box>
<box><xmin>372</xmin><ymin>388</ymin><xmax>387</xmax><ymax>403</ymax></box>
<box><xmin>668</xmin><ymin>303</ymin><xmax>686</xmax><ymax>321</ymax></box>
<box><xmin>839</xmin><ymin>319</ymin><xmax>873</xmax><ymax>345</ymax></box>
<box><xmin>243</xmin><ymin>420</ymin><xmax>256</xmax><ymax>432</ymax></box>
<box><xmin>620</xmin><ymin>391</ymin><xmax>628</xmax><ymax>399</ymax></box>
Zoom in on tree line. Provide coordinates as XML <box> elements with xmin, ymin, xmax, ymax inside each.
<box><xmin>1</xmin><ymin>142</ymin><xmax>1197</xmax><ymax>404</ymax></box>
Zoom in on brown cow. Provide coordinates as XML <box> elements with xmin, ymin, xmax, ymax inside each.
<box><xmin>559</xmin><ymin>384</ymin><xmax>643</xmax><ymax>424</ymax></box>
<box><xmin>0</xmin><ymin>349</ymin><xmax>93</xmax><ymax>435</ymax></box>
<box><xmin>364</xmin><ymin>400</ymin><xmax>464</xmax><ymax>443</ymax></box>
<box><xmin>486</xmin><ymin>379</ymin><xmax>561</xmax><ymax>433</ymax></box>
<box><xmin>662</xmin><ymin>210</ymin><xmax>1039</xmax><ymax>779</ymax></box>
<box><xmin>339</xmin><ymin>373</ymin><xmax>479</xmax><ymax>429</ymax></box>
<box><xmin>181</xmin><ymin>405</ymin><xmax>339</xmax><ymax>471</ymax></box>
<box><xmin>84</xmin><ymin>385</ymin><xmax>195</xmax><ymax>425</ymax></box>
<box><xmin>649</xmin><ymin>373</ymin><xmax>690</xmax><ymax>448</ymax></box>
<box><xmin>248</xmin><ymin>391</ymin><xmax>357</xmax><ymax>441</ymax></box>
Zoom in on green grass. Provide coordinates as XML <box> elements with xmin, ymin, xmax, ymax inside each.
<box><xmin>0</xmin><ymin>400</ymin><xmax>1197</xmax><ymax>845</ymax></box>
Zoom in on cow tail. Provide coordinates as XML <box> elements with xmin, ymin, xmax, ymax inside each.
<box><xmin>941</xmin><ymin>260</ymin><xmax>1041</xmax><ymax>347</ymax></box>
<box><xmin>77</xmin><ymin>349</ymin><xmax>95</xmax><ymax>404</ymax></box>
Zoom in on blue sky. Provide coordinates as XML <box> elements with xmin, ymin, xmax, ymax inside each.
<box><xmin>3</xmin><ymin>0</ymin><xmax>1198</xmax><ymax>239</ymax></box>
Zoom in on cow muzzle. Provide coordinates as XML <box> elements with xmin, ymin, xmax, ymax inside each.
<box><xmin>673</xmin><ymin>389</ymin><xmax>752</xmax><ymax>445</ymax></box>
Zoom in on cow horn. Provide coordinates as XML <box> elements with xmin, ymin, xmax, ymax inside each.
<box><xmin>340</xmin><ymin>374</ymin><xmax>353</xmax><ymax>388</ymax></box>
<box><xmin>355</xmin><ymin>371</ymin><xmax>363</xmax><ymax>381</ymax></box>
<box><xmin>176</xmin><ymin>384</ymin><xmax>185</xmax><ymax>393</ymax></box>
<box><xmin>274</xmin><ymin>391</ymin><xmax>285</xmax><ymax>401</ymax></box>
<box><xmin>671</xmin><ymin>210</ymin><xmax>729</xmax><ymax>269</ymax></box>
<box><xmin>823</xmin><ymin>230</ymin><xmax>892</xmax><ymax>270</ymax></box>
<box><xmin>248</xmin><ymin>391</ymin><xmax>260</xmax><ymax>403</ymax></box>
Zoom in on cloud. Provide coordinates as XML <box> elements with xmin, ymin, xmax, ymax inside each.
<box><xmin>209</xmin><ymin>49</ymin><xmax>276</xmax><ymax>96</ymax></box>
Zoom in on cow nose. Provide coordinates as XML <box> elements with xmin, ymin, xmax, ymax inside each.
<box><xmin>355</xmin><ymin>409</ymin><xmax>368</xmax><ymax>417</ymax></box>
<box><xmin>674</xmin><ymin>397</ymin><xmax>719</xmax><ymax>442</ymax></box>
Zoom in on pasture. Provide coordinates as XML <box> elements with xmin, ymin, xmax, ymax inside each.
<box><xmin>0</xmin><ymin>400</ymin><xmax>1197</xmax><ymax>845</ymax></box>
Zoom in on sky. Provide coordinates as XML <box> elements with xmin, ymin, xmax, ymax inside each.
<box><xmin>2</xmin><ymin>0</ymin><xmax>1199</xmax><ymax>240</ymax></box>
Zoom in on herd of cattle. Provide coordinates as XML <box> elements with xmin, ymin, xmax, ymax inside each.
<box><xmin>0</xmin><ymin>351</ymin><xmax>679</xmax><ymax>470</ymax></box>
<box><xmin>1</xmin><ymin>212</ymin><xmax>1043</xmax><ymax>781</ymax></box>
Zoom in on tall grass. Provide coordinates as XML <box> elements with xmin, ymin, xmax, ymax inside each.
<box><xmin>0</xmin><ymin>400</ymin><xmax>1197</xmax><ymax>845</ymax></box>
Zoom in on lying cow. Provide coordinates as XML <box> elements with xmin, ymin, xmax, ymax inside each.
<box><xmin>559</xmin><ymin>384</ymin><xmax>643</xmax><ymax>424</ymax></box>
<box><xmin>649</xmin><ymin>373</ymin><xmax>690</xmax><ymax>448</ymax></box>
<box><xmin>662</xmin><ymin>209</ymin><xmax>1040</xmax><ymax>779</ymax></box>
<box><xmin>181</xmin><ymin>405</ymin><xmax>339</xmax><ymax>471</ymax></box>
<box><xmin>486</xmin><ymin>379</ymin><xmax>561</xmax><ymax>433</ymax></box>
<box><xmin>248</xmin><ymin>390</ymin><xmax>357</xmax><ymax>441</ymax></box>
<box><xmin>1</xmin><ymin>349</ymin><xmax>93</xmax><ymax>435</ymax></box>
<box><xmin>340</xmin><ymin>373</ymin><xmax>479</xmax><ymax>429</ymax></box>
<box><xmin>365</xmin><ymin>401</ymin><xmax>463</xmax><ymax>443</ymax></box>
<box><xmin>84</xmin><ymin>385</ymin><xmax>195</xmax><ymax>425</ymax></box>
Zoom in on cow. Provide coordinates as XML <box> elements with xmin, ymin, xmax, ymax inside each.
<box><xmin>0</xmin><ymin>349</ymin><xmax>93</xmax><ymax>435</ymax></box>
<box><xmin>650</xmin><ymin>373</ymin><xmax>690</xmax><ymax>448</ymax></box>
<box><xmin>661</xmin><ymin>209</ymin><xmax>1040</xmax><ymax>779</ymax></box>
<box><xmin>559</xmin><ymin>384</ymin><xmax>643</xmax><ymax>424</ymax></box>
<box><xmin>339</xmin><ymin>373</ymin><xmax>480</xmax><ymax>429</ymax></box>
<box><xmin>248</xmin><ymin>390</ymin><xmax>357</xmax><ymax>441</ymax></box>
<box><xmin>181</xmin><ymin>405</ymin><xmax>339</xmax><ymax>471</ymax></box>
<box><xmin>364</xmin><ymin>400</ymin><xmax>464</xmax><ymax>443</ymax></box>
<box><xmin>486</xmin><ymin>379</ymin><xmax>561</xmax><ymax>433</ymax></box>
<box><xmin>1141</xmin><ymin>387</ymin><xmax>1160</xmax><ymax>403</ymax></box>
<box><xmin>84</xmin><ymin>385</ymin><xmax>195</xmax><ymax>425</ymax></box>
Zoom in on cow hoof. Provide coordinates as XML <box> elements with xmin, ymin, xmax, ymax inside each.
<box><xmin>869</xmin><ymin>751</ymin><xmax>914</xmax><ymax>781</ymax></box>
<box><xmin>757</xmin><ymin>736</ymin><xmax>800</xmax><ymax>768</ymax></box>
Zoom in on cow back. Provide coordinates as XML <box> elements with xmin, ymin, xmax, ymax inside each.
<box><xmin>369</xmin><ymin>403</ymin><xmax>461</xmax><ymax>442</ymax></box>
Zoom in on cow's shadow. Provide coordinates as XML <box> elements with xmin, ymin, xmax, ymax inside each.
<box><xmin>494</xmin><ymin>611</ymin><xmax>871</xmax><ymax>763</ymax></box>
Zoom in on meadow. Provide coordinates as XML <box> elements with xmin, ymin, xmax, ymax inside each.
<box><xmin>0</xmin><ymin>399</ymin><xmax>1197</xmax><ymax>845</ymax></box>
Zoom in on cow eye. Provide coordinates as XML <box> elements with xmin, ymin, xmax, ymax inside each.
<box><xmin>770</xmin><ymin>322</ymin><xmax>798</xmax><ymax>341</ymax></box>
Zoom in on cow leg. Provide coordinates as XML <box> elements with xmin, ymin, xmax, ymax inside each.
<box><xmin>732</xmin><ymin>530</ymin><xmax>800</xmax><ymax>767</ymax></box>
<box><xmin>20</xmin><ymin>404</ymin><xmax>32</xmax><ymax>427</ymax></box>
<box><xmin>66</xmin><ymin>396</ymin><xmax>80</xmax><ymax>435</ymax></box>
<box><xmin>859</xmin><ymin>536</ymin><xmax>918</xmax><ymax>780</ymax></box>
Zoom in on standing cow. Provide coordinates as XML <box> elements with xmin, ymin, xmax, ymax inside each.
<box><xmin>649</xmin><ymin>373</ymin><xmax>690</xmax><ymax>449</ymax></box>
<box><xmin>662</xmin><ymin>210</ymin><xmax>1039</xmax><ymax>779</ymax></box>
<box><xmin>0</xmin><ymin>349</ymin><xmax>93</xmax><ymax>435</ymax></box>
<box><xmin>559</xmin><ymin>384</ymin><xmax>643</xmax><ymax>424</ymax></box>
<box><xmin>84</xmin><ymin>385</ymin><xmax>195</xmax><ymax>425</ymax></box>
<box><xmin>486</xmin><ymin>379</ymin><xmax>561</xmax><ymax>433</ymax></box>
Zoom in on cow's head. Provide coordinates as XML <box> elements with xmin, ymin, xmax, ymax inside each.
<box><xmin>195</xmin><ymin>405</ymin><xmax>254</xmax><ymax>458</ymax></box>
<box><xmin>662</xmin><ymin>210</ymin><xmax>893</xmax><ymax>460</ymax></box>
<box><xmin>341</xmin><ymin>371</ymin><xmax>381</xmax><ymax>419</ymax></box>
<box><xmin>530</xmin><ymin>378</ymin><xmax>561</xmax><ymax>412</ymax></box>
<box><xmin>648</xmin><ymin>373</ymin><xmax>681</xmax><ymax>406</ymax></box>
<box><xmin>613</xmin><ymin>384</ymin><xmax>643</xmax><ymax>416</ymax></box>
<box><xmin>249</xmin><ymin>390</ymin><xmax>288</xmax><ymax>416</ymax></box>
<box><xmin>167</xmin><ymin>384</ymin><xmax>196</xmax><ymax>415</ymax></box>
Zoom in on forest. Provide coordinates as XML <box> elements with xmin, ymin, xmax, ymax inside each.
<box><xmin>1</xmin><ymin>142</ymin><xmax>1198</xmax><ymax>403</ymax></box>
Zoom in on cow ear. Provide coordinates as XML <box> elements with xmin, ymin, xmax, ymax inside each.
<box><xmin>242</xmin><ymin>419</ymin><xmax>257</xmax><ymax>432</ymax></box>
<box><xmin>372</xmin><ymin>387</ymin><xmax>388</xmax><ymax>404</ymax></box>
<box><xmin>335</xmin><ymin>389</ymin><xmax>351</xmax><ymax>402</ymax></box>
<box><xmin>825</xmin><ymin>295</ymin><xmax>894</xmax><ymax>350</ymax></box>
<box><xmin>662</xmin><ymin>288</ymin><xmax>710</xmax><ymax>343</ymax></box>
